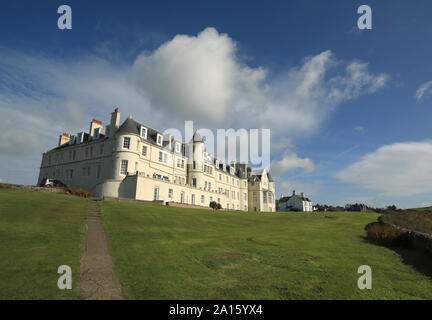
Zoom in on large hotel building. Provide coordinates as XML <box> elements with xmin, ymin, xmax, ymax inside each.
<box><xmin>38</xmin><ymin>108</ymin><xmax>275</xmax><ymax>212</ymax></box>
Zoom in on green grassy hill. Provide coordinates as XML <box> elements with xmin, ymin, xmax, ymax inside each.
<box><xmin>0</xmin><ymin>189</ymin><xmax>88</xmax><ymax>299</ymax></box>
<box><xmin>100</xmin><ymin>200</ymin><xmax>432</xmax><ymax>300</ymax></box>
<box><xmin>1</xmin><ymin>188</ymin><xmax>431</xmax><ymax>300</ymax></box>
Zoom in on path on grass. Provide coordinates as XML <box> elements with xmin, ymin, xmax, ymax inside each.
<box><xmin>77</xmin><ymin>200</ymin><xmax>124</xmax><ymax>300</ymax></box>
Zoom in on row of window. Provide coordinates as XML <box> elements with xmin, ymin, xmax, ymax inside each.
<box><xmin>159</xmin><ymin>187</ymin><xmax>246</xmax><ymax>210</ymax></box>
<box><xmin>251</xmin><ymin>191</ymin><xmax>274</xmax><ymax>203</ymax></box>
<box><xmin>62</xmin><ymin>164</ymin><xmax>102</xmax><ymax>180</ymax></box>
<box><xmin>47</xmin><ymin>144</ymin><xmax>104</xmax><ymax>165</ymax></box>
<box><xmin>125</xmin><ymin>131</ymin><xmax>182</xmax><ymax>153</ymax></box>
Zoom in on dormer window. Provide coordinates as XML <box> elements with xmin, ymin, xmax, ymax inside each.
<box><xmin>223</xmin><ymin>164</ymin><xmax>226</xmax><ymax>171</ymax></box>
<box><xmin>175</xmin><ymin>142</ymin><xmax>181</xmax><ymax>153</ymax></box>
<box><xmin>156</xmin><ymin>134</ymin><xmax>163</xmax><ymax>146</ymax></box>
<box><xmin>230</xmin><ymin>167</ymin><xmax>234</xmax><ymax>175</ymax></box>
<box><xmin>140</xmin><ymin>126</ymin><xmax>147</xmax><ymax>139</ymax></box>
<box><xmin>215</xmin><ymin>160</ymin><xmax>220</xmax><ymax>167</ymax></box>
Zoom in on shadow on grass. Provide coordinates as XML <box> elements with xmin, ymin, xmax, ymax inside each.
<box><xmin>361</xmin><ymin>236</ymin><xmax>432</xmax><ymax>279</ymax></box>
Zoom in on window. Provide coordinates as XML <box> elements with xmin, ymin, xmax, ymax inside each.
<box><xmin>123</xmin><ymin>137</ymin><xmax>130</xmax><ymax>149</ymax></box>
<box><xmin>205</xmin><ymin>181</ymin><xmax>207</xmax><ymax>189</ymax></box>
<box><xmin>237</xmin><ymin>192</ymin><xmax>239</xmax><ymax>200</ymax></box>
<box><xmin>136</xmin><ymin>141</ymin><xmax>140</xmax><ymax>152</ymax></box>
<box><xmin>142</xmin><ymin>145</ymin><xmax>147</xmax><ymax>157</ymax></box>
<box><xmin>180</xmin><ymin>192</ymin><xmax>185</xmax><ymax>203</ymax></box>
<box><xmin>97</xmin><ymin>165</ymin><xmax>101</xmax><ymax>178</ymax></box>
<box><xmin>85</xmin><ymin>148</ymin><xmax>89</xmax><ymax>158</ymax></box>
<box><xmin>226</xmin><ymin>176</ymin><xmax>229</xmax><ymax>183</ymax></box>
<box><xmin>191</xmin><ymin>194</ymin><xmax>195</xmax><ymax>205</ymax></box>
<box><xmin>219</xmin><ymin>174</ymin><xmax>222</xmax><ymax>181</ymax></box>
<box><xmin>168</xmin><ymin>189</ymin><xmax>173</xmax><ymax>199</ymax></box>
<box><xmin>232</xmin><ymin>191</ymin><xmax>235</xmax><ymax>199</ymax></box>
<box><xmin>159</xmin><ymin>151</ymin><xmax>163</xmax><ymax>162</ymax></box>
<box><xmin>90</xmin><ymin>147</ymin><xmax>93</xmax><ymax>158</ymax></box>
<box><xmin>210</xmin><ymin>196</ymin><xmax>213</xmax><ymax>202</ymax></box>
<box><xmin>156</xmin><ymin>134</ymin><xmax>163</xmax><ymax>146</ymax></box>
<box><xmin>253</xmin><ymin>192</ymin><xmax>257</xmax><ymax>202</ymax></box>
<box><xmin>48</xmin><ymin>154</ymin><xmax>51</xmax><ymax>164</ymax></box>
<box><xmin>208</xmin><ymin>182</ymin><xmax>211</xmax><ymax>190</ymax></box>
<box><xmin>263</xmin><ymin>192</ymin><xmax>267</xmax><ymax>203</ymax></box>
<box><xmin>163</xmin><ymin>153</ymin><xmax>168</xmax><ymax>163</ymax></box>
<box><xmin>232</xmin><ymin>178</ymin><xmax>234</xmax><ymax>185</ymax></box>
<box><xmin>154</xmin><ymin>187</ymin><xmax>159</xmax><ymax>200</ymax></box>
<box><xmin>100</xmin><ymin>144</ymin><xmax>104</xmax><ymax>155</ymax></box>
<box><xmin>244</xmin><ymin>181</ymin><xmax>247</xmax><ymax>188</ymax></box>
<box><xmin>70</xmin><ymin>169</ymin><xmax>73</xmax><ymax>179</ymax></box>
<box><xmin>72</xmin><ymin>150</ymin><xmax>76</xmax><ymax>160</ymax></box>
<box><xmin>120</xmin><ymin>160</ymin><xmax>128</xmax><ymax>175</ymax></box>
<box><xmin>140</xmin><ymin>126</ymin><xmax>147</xmax><ymax>139</ymax></box>
<box><xmin>177</xmin><ymin>158</ymin><xmax>181</xmax><ymax>168</ymax></box>
<box><xmin>201</xmin><ymin>195</ymin><xmax>205</xmax><ymax>204</ymax></box>
<box><xmin>69</xmin><ymin>151</ymin><xmax>72</xmax><ymax>160</ymax></box>
<box><xmin>192</xmin><ymin>178</ymin><xmax>197</xmax><ymax>187</ymax></box>
<box><xmin>193</xmin><ymin>161</ymin><xmax>196</xmax><ymax>170</ymax></box>
<box><xmin>223</xmin><ymin>164</ymin><xmax>226</xmax><ymax>171</ymax></box>
<box><xmin>175</xmin><ymin>142</ymin><xmax>181</xmax><ymax>153</ymax></box>
<box><xmin>83</xmin><ymin>167</ymin><xmax>86</xmax><ymax>176</ymax></box>
<box><xmin>181</xmin><ymin>160</ymin><xmax>185</xmax><ymax>168</ymax></box>
<box><xmin>244</xmin><ymin>193</ymin><xmax>247</xmax><ymax>201</ymax></box>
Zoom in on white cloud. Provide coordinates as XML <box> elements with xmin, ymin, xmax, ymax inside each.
<box><xmin>335</xmin><ymin>141</ymin><xmax>432</xmax><ymax>197</ymax></box>
<box><xmin>271</xmin><ymin>150</ymin><xmax>315</xmax><ymax>178</ymax></box>
<box><xmin>354</xmin><ymin>126</ymin><xmax>364</xmax><ymax>133</ymax></box>
<box><xmin>415</xmin><ymin>80</ymin><xmax>432</xmax><ymax>101</ymax></box>
<box><xmin>0</xmin><ymin>28</ymin><xmax>389</xmax><ymax>184</ymax></box>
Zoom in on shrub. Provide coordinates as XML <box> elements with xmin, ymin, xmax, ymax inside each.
<box><xmin>209</xmin><ymin>201</ymin><xmax>218</xmax><ymax>210</ymax></box>
<box><xmin>365</xmin><ymin>222</ymin><xmax>409</xmax><ymax>247</ymax></box>
<box><xmin>63</xmin><ymin>186</ymin><xmax>93</xmax><ymax>198</ymax></box>
<box><xmin>209</xmin><ymin>201</ymin><xmax>222</xmax><ymax>210</ymax></box>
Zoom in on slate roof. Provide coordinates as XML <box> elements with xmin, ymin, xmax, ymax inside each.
<box><xmin>279</xmin><ymin>194</ymin><xmax>311</xmax><ymax>203</ymax></box>
<box><xmin>117</xmin><ymin>117</ymin><xmax>185</xmax><ymax>155</ymax></box>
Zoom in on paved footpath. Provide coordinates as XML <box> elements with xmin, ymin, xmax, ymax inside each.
<box><xmin>77</xmin><ymin>200</ymin><xmax>124</xmax><ymax>300</ymax></box>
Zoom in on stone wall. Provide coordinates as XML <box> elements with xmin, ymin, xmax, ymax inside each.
<box><xmin>380</xmin><ymin>216</ymin><xmax>432</xmax><ymax>255</ymax></box>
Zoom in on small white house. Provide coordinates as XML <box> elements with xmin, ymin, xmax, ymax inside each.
<box><xmin>278</xmin><ymin>190</ymin><xmax>313</xmax><ymax>212</ymax></box>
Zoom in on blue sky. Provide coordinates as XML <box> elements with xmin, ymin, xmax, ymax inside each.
<box><xmin>1</xmin><ymin>1</ymin><xmax>432</xmax><ymax>208</ymax></box>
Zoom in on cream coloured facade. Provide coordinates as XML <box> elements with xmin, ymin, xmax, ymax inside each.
<box><xmin>38</xmin><ymin>108</ymin><xmax>276</xmax><ymax>212</ymax></box>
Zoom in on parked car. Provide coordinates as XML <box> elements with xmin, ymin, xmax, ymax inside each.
<box><xmin>39</xmin><ymin>178</ymin><xmax>67</xmax><ymax>188</ymax></box>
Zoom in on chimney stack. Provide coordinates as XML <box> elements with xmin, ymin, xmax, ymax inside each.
<box><xmin>292</xmin><ymin>190</ymin><xmax>295</xmax><ymax>196</ymax></box>
<box><xmin>58</xmin><ymin>133</ymin><xmax>70</xmax><ymax>147</ymax></box>
<box><xmin>110</xmin><ymin>108</ymin><xmax>120</xmax><ymax>138</ymax></box>
<box><xmin>89</xmin><ymin>118</ymin><xmax>103</xmax><ymax>138</ymax></box>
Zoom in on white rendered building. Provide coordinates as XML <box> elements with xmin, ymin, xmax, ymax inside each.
<box><xmin>38</xmin><ymin>108</ymin><xmax>276</xmax><ymax>212</ymax></box>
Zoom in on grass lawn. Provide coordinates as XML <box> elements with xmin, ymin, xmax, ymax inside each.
<box><xmin>0</xmin><ymin>189</ymin><xmax>88</xmax><ymax>299</ymax></box>
<box><xmin>101</xmin><ymin>200</ymin><xmax>432</xmax><ymax>300</ymax></box>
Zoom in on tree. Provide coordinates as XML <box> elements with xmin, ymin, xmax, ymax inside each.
<box><xmin>209</xmin><ymin>201</ymin><xmax>217</xmax><ymax>210</ymax></box>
